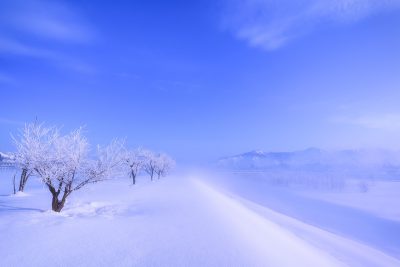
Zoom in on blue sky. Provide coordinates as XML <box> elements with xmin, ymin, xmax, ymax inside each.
<box><xmin>1</xmin><ymin>0</ymin><xmax>400</xmax><ymax>163</ymax></box>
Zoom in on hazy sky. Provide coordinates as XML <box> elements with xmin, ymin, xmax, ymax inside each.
<box><xmin>1</xmin><ymin>0</ymin><xmax>400</xmax><ymax>163</ymax></box>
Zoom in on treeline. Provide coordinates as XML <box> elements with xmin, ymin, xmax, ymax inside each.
<box><xmin>6</xmin><ymin>122</ymin><xmax>175</xmax><ymax>212</ymax></box>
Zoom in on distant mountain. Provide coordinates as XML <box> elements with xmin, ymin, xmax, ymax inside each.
<box><xmin>0</xmin><ymin>152</ymin><xmax>14</xmax><ymax>164</ymax></box>
<box><xmin>217</xmin><ymin>148</ymin><xmax>400</xmax><ymax>171</ymax></box>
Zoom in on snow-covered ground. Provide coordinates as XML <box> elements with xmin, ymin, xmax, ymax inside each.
<box><xmin>0</xmin><ymin>170</ymin><xmax>399</xmax><ymax>267</ymax></box>
<box><xmin>301</xmin><ymin>180</ymin><xmax>400</xmax><ymax>222</ymax></box>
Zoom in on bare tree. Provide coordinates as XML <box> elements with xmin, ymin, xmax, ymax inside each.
<box><xmin>14</xmin><ymin>123</ymin><xmax>124</xmax><ymax>212</ymax></box>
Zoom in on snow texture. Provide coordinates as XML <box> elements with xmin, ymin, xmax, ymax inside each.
<box><xmin>0</xmin><ymin>170</ymin><xmax>399</xmax><ymax>267</ymax></box>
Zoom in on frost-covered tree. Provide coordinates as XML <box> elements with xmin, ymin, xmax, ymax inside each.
<box><xmin>14</xmin><ymin>123</ymin><xmax>124</xmax><ymax>212</ymax></box>
<box><xmin>154</xmin><ymin>153</ymin><xmax>175</xmax><ymax>179</ymax></box>
<box><xmin>122</xmin><ymin>149</ymin><xmax>175</xmax><ymax>182</ymax></box>
<box><xmin>142</xmin><ymin>150</ymin><xmax>158</xmax><ymax>181</ymax></box>
<box><xmin>12</xmin><ymin>123</ymin><xmax>57</xmax><ymax>192</ymax></box>
<box><xmin>121</xmin><ymin>148</ymin><xmax>145</xmax><ymax>185</ymax></box>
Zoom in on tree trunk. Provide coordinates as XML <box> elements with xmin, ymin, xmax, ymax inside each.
<box><xmin>48</xmin><ymin>184</ymin><xmax>70</xmax><ymax>212</ymax></box>
<box><xmin>18</xmin><ymin>168</ymin><xmax>28</xmax><ymax>192</ymax></box>
<box><xmin>51</xmin><ymin>193</ymin><xmax>67</xmax><ymax>212</ymax></box>
<box><xmin>13</xmin><ymin>173</ymin><xmax>16</xmax><ymax>194</ymax></box>
<box><xmin>131</xmin><ymin>170</ymin><xmax>136</xmax><ymax>185</ymax></box>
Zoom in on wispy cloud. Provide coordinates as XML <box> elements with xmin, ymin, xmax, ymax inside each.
<box><xmin>1</xmin><ymin>0</ymin><xmax>94</xmax><ymax>43</ymax></box>
<box><xmin>333</xmin><ymin>113</ymin><xmax>400</xmax><ymax>131</ymax></box>
<box><xmin>0</xmin><ymin>37</ymin><xmax>56</xmax><ymax>57</ymax></box>
<box><xmin>220</xmin><ymin>0</ymin><xmax>400</xmax><ymax>50</ymax></box>
<box><xmin>0</xmin><ymin>0</ymin><xmax>95</xmax><ymax>73</ymax></box>
<box><xmin>0</xmin><ymin>37</ymin><xmax>95</xmax><ymax>74</ymax></box>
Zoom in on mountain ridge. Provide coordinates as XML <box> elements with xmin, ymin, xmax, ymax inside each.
<box><xmin>217</xmin><ymin>148</ymin><xmax>400</xmax><ymax>171</ymax></box>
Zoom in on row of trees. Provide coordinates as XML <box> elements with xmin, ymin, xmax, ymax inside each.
<box><xmin>120</xmin><ymin>148</ymin><xmax>175</xmax><ymax>184</ymax></box>
<box><xmin>10</xmin><ymin>122</ymin><xmax>175</xmax><ymax>212</ymax></box>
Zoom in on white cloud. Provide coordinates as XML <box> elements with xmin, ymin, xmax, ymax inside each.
<box><xmin>220</xmin><ymin>0</ymin><xmax>400</xmax><ymax>50</ymax></box>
